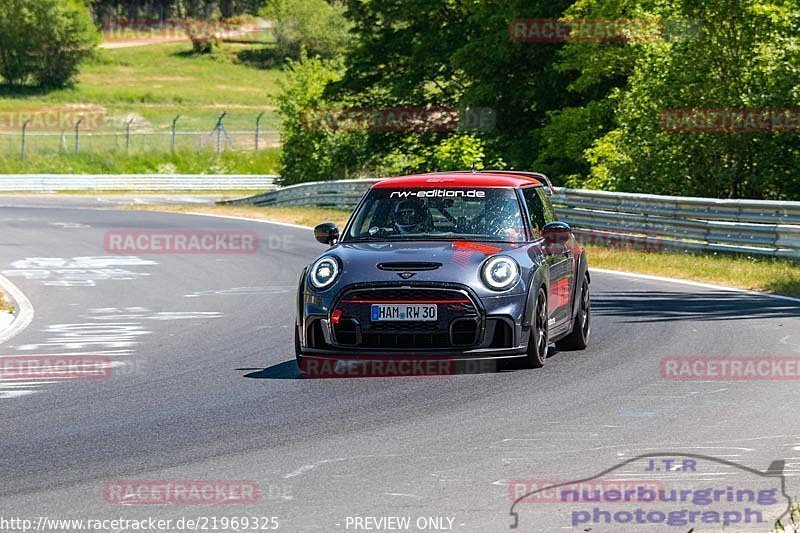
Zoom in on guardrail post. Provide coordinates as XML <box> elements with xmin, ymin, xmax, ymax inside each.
<box><xmin>20</xmin><ymin>120</ymin><xmax>30</xmax><ymax>161</ymax></box>
<box><xmin>215</xmin><ymin>112</ymin><xmax>227</xmax><ymax>154</ymax></box>
<box><xmin>171</xmin><ymin>115</ymin><xmax>181</xmax><ymax>153</ymax></box>
<box><xmin>74</xmin><ymin>118</ymin><xmax>83</xmax><ymax>154</ymax></box>
<box><xmin>125</xmin><ymin>119</ymin><xmax>133</xmax><ymax>154</ymax></box>
<box><xmin>255</xmin><ymin>112</ymin><xmax>264</xmax><ymax>152</ymax></box>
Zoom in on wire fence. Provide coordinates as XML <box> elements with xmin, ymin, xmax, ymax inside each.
<box><xmin>0</xmin><ymin>112</ymin><xmax>281</xmax><ymax>159</ymax></box>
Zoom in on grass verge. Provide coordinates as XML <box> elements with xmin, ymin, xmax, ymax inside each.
<box><xmin>0</xmin><ymin>148</ymin><xmax>280</xmax><ymax>175</ymax></box>
<box><xmin>0</xmin><ymin>42</ymin><xmax>284</xmax><ymax>130</ymax></box>
<box><xmin>0</xmin><ymin>290</ymin><xmax>14</xmax><ymax>314</ymax></box>
<box><xmin>0</xmin><ymin>40</ymin><xmax>285</xmax><ymax>174</ymax></box>
<box><xmin>124</xmin><ymin>204</ymin><xmax>800</xmax><ymax>298</ymax></box>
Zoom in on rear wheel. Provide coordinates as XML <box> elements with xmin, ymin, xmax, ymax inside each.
<box><xmin>555</xmin><ymin>278</ymin><xmax>590</xmax><ymax>350</ymax></box>
<box><xmin>519</xmin><ymin>288</ymin><xmax>549</xmax><ymax>369</ymax></box>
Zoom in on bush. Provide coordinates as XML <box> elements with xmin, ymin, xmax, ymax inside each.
<box><xmin>429</xmin><ymin>135</ymin><xmax>487</xmax><ymax>172</ymax></box>
<box><xmin>277</xmin><ymin>55</ymin><xmax>375</xmax><ymax>184</ymax></box>
<box><xmin>276</xmin><ymin>56</ymin><xmax>501</xmax><ymax>182</ymax></box>
<box><xmin>184</xmin><ymin>19</ymin><xmax>221</xmax><ymax>54</ymax></box>
<box><xmin>263</xmin><ymin>0</ymin><xmax>350</xmax><ymax>61</ymax></box>
<box><xmin>0</xmin><ymin>0</ymin><xmax>98</xmax><ymax>87</ymax></box>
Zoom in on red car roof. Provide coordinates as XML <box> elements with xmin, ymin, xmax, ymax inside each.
<box><xmin>372</xmin><ymin>171</ymin><xmax>544</xmax><ymax>189</ymax></box>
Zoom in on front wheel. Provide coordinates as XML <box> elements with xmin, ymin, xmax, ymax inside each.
<box><xmin>518</xmin><ymin>288</ymin><xmax>549</xmax><ymax>369</ymax></box>
<box><xmin>555</xmin><ymin>278</ymin><xmax>590</xmax><ymax>351</ymax></box>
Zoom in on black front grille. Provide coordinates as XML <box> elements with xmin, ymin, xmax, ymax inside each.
<box><xmin>377</xmin><ymin>262</ymin><xmax>442</xmax><ymax>271</ymax></box>
<box><xmin>331</xmin><ymin>286</ymin><xmax>481</xmax><ymax>349</ymax></box>
<box><xmin>335</xmin><ymin>318</ymin><xmax>359</xmax><ymax>345</ymax></box>
<box><xmin>451</xmin><ymin>318</ymin><xmax>480</xmax><ymax>346</ymax></box>
<box><xmin>361</xmin><ymin>332</ymin><xmax>450</xmax><ymax>349</ymax></box>
<box><xmin>344</xmin><ymin>288</ymin><xmax>468</xmax><ymax>301</ymax></box>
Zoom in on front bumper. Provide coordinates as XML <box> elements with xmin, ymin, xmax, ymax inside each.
<box><xmin>299</xmin><ymin>282</ymin><xmax>531</xmax><ymax>359</ymax></box>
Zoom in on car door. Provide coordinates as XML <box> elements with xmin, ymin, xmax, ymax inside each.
<box><xmin>520</xmin><ymin>186</ymin><xmax>573</xmax><ymax>330</ymax></box>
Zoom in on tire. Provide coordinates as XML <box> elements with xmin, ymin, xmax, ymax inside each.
<box><xmin>555</xmin><ymin>278</ymin><xmax>590</xmax><ymax>351</ymax></box>
<box><xmin>519</xmin><ymin>288</ymin><xmax>549</xmax><ymax>369</ymax></box>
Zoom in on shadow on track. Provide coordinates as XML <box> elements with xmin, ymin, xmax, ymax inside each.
<box><xmin>594</xmin><ymin>290</ymin><xmax>800</xmax><ymax>322</ymax></box>
<box><xmin>240</xmin><ymin>361</ymin><xmax>301</xmax><ymax>379</ymax></box>
<box><xmin>239</xmin><ymin>351</ymin><xmax>561</xmax><ymax>380</ymax></box>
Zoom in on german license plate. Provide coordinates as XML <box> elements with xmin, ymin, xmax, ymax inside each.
<box><xmin>371</xmin><ymin>304</ymin><xmax>437</xmax><ymax>322</ymax></box>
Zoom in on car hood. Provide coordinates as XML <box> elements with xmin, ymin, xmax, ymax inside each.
<box><xmin>321</xmin><ymin>240</ymin><xmax>534</xmax><ymax>296</ymax></box>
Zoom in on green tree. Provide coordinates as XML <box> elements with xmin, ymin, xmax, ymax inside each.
<box><xmin>533</xmin><ymin>0</ymin><xmax>649</xmax><ymax>183</ymax></box>
<box><xmin>0</xmin><ymin>0</ymin><xmax>98</xmax><ymax>87</ymax></box>
<box><xmin>277</xmin><ymin>55</ymin><xmax>375</xmax><ymax>184</ymax></box>
<box><xmin>582</xmin><ymin>0</ymin><xmax>800</xmax><ymax>199</ymax></box>
<box><xmin>429</xmin><ymin>135</ymin><xmax>487</xmax><ymax>171</ymax></box>
<box><xmin>321</xmin><ymin>0</ymin><xmax>578</xmax><ymax>178</ymax></box>
<box><xmin>264</xmin><ymin>0</ymin><xmax>351</xmax><ymax>61</ymax></box>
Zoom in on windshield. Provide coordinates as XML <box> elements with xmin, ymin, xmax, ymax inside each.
<box><xmin>344</xmin><ymin>187</ymin><xmax>526</xmax><ymax>242</ymax></box>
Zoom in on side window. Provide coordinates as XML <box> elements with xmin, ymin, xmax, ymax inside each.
<box><xmin>351</xmin><ymin>199</ymin><xmax>379</xmax><ymax>236</ymax></box>
<box><xmin>536</xmin><ymin>187</ymin><xmax>557</xmax><ymax>223</ymax></box>
<box><xmin>522</xmin><ymin>187</ymin><xmax>551</xmax><ymax>236</ymax></box>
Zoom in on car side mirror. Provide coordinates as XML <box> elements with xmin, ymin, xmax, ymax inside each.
<box><xmin>314</xmin><ymin>222</ymin><xmax>340</xmax><ymax>245</ymax></box>
<box><xmin>542</xmin><ymin>221</ymin><xmax>572</xmax><ymax>246</ymax></box>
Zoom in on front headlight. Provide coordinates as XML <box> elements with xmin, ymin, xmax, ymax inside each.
<box><xmin>481</xmin><ymin>255</ymin><xmax>519</xmax><ymax>291</ymax></box>
<box><xmin>309</xmin><ymin>256</ymin><xmax>340</xmax><ymax>289</ymax></box>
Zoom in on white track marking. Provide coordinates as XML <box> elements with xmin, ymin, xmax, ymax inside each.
<box><xmin>16</xmin><ymin>323</ymin><xmax>151</xmax><ymax>351</ymax></box>
<box><xmin>3</xmin><ymin>256</ymin><xmax>158</xmax><ymax>287</ymax></box>
<box><xmin>180</xmin><ymin>211</ymin><xmax>312</xmax><ymax>230</ymax></box>
<box><xmin>592</xmin><ymin>268</ymin><xmax>800</xmax><ymax>305</ymax></box>
<box><xmin>0</xmin><ymin>273</ymin><xmax>34</xmax><ymax>346</ymax></box>
<box><xmin>80</xmin><ymin>309</ymin><xmax>222</xmax><ymax>320</ymax></box>
<box><xmin>48</xmin><ymin>222</ymin><xmax>91</xmax><ymax>229</ymax></box>
<box><xmin>184</xmin><ymin>286</ymin><xmax>293</xmax><ymax>297</ymax></box>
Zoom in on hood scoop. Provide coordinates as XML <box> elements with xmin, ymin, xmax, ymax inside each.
<box><xmin>377</xmin><ymin>262</ymin><xmax>442</xmax><ymax>271</ymax></box>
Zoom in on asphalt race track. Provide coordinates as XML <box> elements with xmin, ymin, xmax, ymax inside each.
<box><xmin>1</xmin><ymin>197</ymin><xmax>799</xmax><ymax>532</ymax></box>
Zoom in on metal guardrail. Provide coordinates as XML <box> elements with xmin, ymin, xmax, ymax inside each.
<box><xmin>225</xmin><ymin>179</ymin><xmax>800</xmax><ymax>260</ymax></box>
<box><xmin>225</xmin><ymin>179</ymin><xmax>380</xmax><ymax>207</ymax></box>
<box><xmin>0</xmin><ymin>174</ymin><xmax>279</xmax><ymax>191</ymax></box>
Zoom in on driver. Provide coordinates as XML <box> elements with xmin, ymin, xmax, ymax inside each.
<box><xmin>394</xmin><ymin>198</ymin><xmax>427</xmax><ymax>234</ymax></box>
